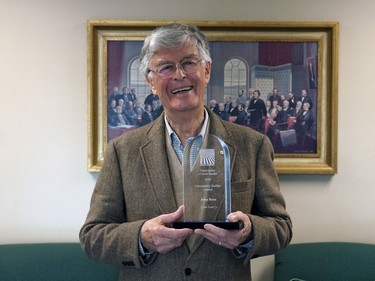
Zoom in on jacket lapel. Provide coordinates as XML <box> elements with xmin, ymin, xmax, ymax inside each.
<box><xmin>140</xmin><ymin>116</ymin><xmax>178</xmax><ymax>214</ymax></box>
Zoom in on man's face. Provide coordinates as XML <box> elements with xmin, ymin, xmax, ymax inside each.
<box><xmin>146</xmin><ymin>43</ymin><xmax>211</xmax><ymax>115</ymax></box>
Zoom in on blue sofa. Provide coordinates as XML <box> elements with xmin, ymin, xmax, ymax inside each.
<box><xmin>0</xmin><ymin>243</ymin><xmax>118</xmax><ymax>281</ymax></box>
<box><xmin>3</xmin><ymin>242</ymin><xmax>374</xmax><ymax>281</ymax></box>
<box><xmin>274</xmin><ymin>242</ymin><xmax>375</xmax><ymax>281</ymax></box>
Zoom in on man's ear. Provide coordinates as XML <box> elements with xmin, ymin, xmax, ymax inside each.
<box><xmin>146</xmin><ymin>76</ymin><xmax>158</xmax><ymax>96</ymax></box>
<box><xmin>204</xmin><ymin>61</ymin><xmax>212</xmax><ymax>84</ymax></box>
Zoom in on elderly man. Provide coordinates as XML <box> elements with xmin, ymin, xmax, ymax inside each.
<box><xmin>80</xmin><ymin>23</ymin><xmax>292</xmax><ymax>281</ymax></box>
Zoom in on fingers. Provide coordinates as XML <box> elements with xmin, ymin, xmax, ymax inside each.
<box><xmin>228</xmin><ymin>212</ymin><xmax>252</xmax><ymax>242</ymax></box>
<box><xmin>195</xmin><ymin>225</ymin><xmax>237</xmax><ymax>249</ymax></box>
<box><xmin>140</xmin><ymin>206</ymin><xmax>192</xmax><ymax>254</ymax></box>
<box><xmin>194</xmin><ymin>211</ymin><xmax>252</xmax><ymax>249</ymax></box>
<box><xmin>227</xmin><ymin>211</ymin><xmax>242</xmax><ymax>222</ymax></box>
<box><xmin>158</xmin><ymin>205</ymin><xmax>184</xmax><ymax>226</ymax></box>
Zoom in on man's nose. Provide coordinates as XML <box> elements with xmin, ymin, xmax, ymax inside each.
<box><xmin>173</xmin><ymin>64</ymin><xmax>187</xmax><ymax>79</ymax></box>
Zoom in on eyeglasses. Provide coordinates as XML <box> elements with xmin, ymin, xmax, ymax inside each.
<box><xmin>148</xmin><ymin>58</ymin><xmax>203</xmax><ymax>79</ymax></box>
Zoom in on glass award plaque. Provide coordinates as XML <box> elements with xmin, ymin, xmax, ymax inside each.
<box><xmin>173</xmin><ymin>134</ymin><xmax>243</xmax><ymax>230</ymax></box>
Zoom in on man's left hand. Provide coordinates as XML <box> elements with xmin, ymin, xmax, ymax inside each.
<box><xmin>194</xmin><ymin>211</ymin><xmax>252</xmax><ymax>249</ymax></box>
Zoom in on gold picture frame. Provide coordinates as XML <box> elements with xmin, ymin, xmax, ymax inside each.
<box><xmin>87</xmin><ymin>20</ymin><xmax>338</xmax><ymax>174</ymax></box>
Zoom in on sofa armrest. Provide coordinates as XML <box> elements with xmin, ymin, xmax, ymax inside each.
<box><xmin>274</xmin><ymin>242</ymin><xmax>375</xmax><ymax>281</ymax></box>
<box><xmin>0</xmin><ymin>243</ymin><xmax>118</xmax><ymax>281</ymax></box>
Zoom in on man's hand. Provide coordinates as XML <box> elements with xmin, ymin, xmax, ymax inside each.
<box><xmin>194</xmin><ymin>211</ymin><xmax>252</xmax><ymax>249</ymax></box>
<box><xmin>140</xmin><ymin>206</ymin><xmax>193</xmax><ymax>254</ymax></box>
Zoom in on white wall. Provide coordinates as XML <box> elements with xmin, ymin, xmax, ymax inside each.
<box><xmin>1</xmin><ymin>1</ymin><xmax>375</xmax><ymax>280</ymax></box>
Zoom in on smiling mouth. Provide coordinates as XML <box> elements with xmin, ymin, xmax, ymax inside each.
<box><xmin>171</xmin><ymin>86</ymin><xmax>193</xmax><ymax>94</ymax></box>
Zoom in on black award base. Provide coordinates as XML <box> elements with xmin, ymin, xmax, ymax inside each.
<box><xmin>172</xmin><ymin>221</ymin><xmax>244</xmax><ymax>230</ymax></box>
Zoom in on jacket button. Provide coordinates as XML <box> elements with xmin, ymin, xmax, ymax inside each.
<box><xmin>185</xmin><ymin>268</ymin><xmax>192</xmax><ymax>275</ymax></box>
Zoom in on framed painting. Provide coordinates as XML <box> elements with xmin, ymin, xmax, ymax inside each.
<box><xmin>87</xmin><ymin>20</ymin><xmax>338</xmax><ymax>174</ymax></box>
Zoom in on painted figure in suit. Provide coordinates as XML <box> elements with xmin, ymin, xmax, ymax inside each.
<box><xmin>117</xmin><ymin>87</ymin><xmax>130</xmax><ymax>104</ymax></box>
<box><xmin>267</xmin><ymin>103</ymin><xmax>288</xmax><ymax>140</ymax></box>
<box><xmin>292</xmin><ymin>100</ymin><xmax>303</xmax><ymax>118</ymax></box>
<box><xmin>127</xmin><ymin>88</ymin><xmax>137</xmax><ymax>103</ymax></box>
<box><xmin>297</xmin><ymin>89</ymin><xmax>313</xmax><ymax>110</ymax></box>
<box><xmin>216</xmin><ymin>102</ymin><xmax>230</xmax><ymax>121</ymax></box>
<box><xmin>268</xmin><ymin>88</ymin><xmax>282</xmax><ymax>105</ymax></box>
<box><xmin>249</xmin><ymin>89</ymin><xmax>267</xmax><ymax>129</ymax></box>
<box><xmin>282</xmin><ymin>100</ymin><xmax>293</xmax><ymax>117</ymax></box>
<box><xmin>234</xmin><ymin>103</ymin><xmax>247</xmax><ymax>125</ymax></box>
<box><xmin>287</xmin><ymin>91</ymin><xmax>296</xmax><ymax>109</ymax></box>
<box><xmin>236</xmin><ymin>89</ymin><xmax>247</xmax><ymax>105</ymax></box>
<box><xmin>209</xmin><ymin>99</ymin><xmax>219</xmax><ymax>114</ymax></box>
<box><xmin>108</xmin><ymin>105</ymin><xmax>130</xmax><ymax>127</ymax></box>
<box><xmin>107</xmin><ymin>98</ymin><xmax>118</xmax><ymax>126</ymax></box>
<box><xmin>223</xmin><ymin>95</ymin><xmax>232</xmax><ymax>112</ymax></box>
<box><xmin>295</xmin><ymin>102</ymin><xmax>314</xmax><ymax>136</ymax></box>
<box><xmin>139</xmin><ymin>104</ymin><xmax>153</xmax><ymax>127</ymax></box>
<box><xmin>228</xmin><ymin>100</ymin><xmax>239</xmax><ymax>116</ymax></box>
<box><xmin>80</xmin><ymin>23</ymin><xmax>292</xmax><ymax>281</ymax></box>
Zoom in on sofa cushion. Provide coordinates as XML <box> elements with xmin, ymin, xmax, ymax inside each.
<box><xmin>0</xmin><ymin>243</ymin><xmax>118</xmax><ymax>281</ymax></box>
<box><xmin>274</xmin><ymin>242</ymin><xmax>375</xmax><ymax>281</ymax></box>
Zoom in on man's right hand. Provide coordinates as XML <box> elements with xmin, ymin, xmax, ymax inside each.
<box><xmin>140</xmin><ymin>206</ymin><xmax>193</xmax><ymax>254</ymax></box>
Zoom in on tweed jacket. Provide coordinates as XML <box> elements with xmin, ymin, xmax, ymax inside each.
<box><xmin>80</xmin><ymin>108</ymin><xmax>292</xmax><ymax>281</ymax></box>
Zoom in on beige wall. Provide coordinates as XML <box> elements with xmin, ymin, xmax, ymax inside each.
<box><xmin>1</xmin><ymin>1</ymin><xmax>374</xmax><ymax>280</ymax></box>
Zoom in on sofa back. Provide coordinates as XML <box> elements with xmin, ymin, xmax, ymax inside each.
<box><xmin>274</xmin><ymin>242</ymin><xmax>375</xmax><ymax>281</ymax></box>
<box><xmin>0</xmin><ymin>243</ymin><xmax>118</xmax><ymax>281</ymax></box>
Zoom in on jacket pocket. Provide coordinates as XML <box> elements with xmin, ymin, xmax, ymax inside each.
<box><xmin>231</xmin><ymin>179</ymin><xmax>253</xmax><ymax>212</ymax></box>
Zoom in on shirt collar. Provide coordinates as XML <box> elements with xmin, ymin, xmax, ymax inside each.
<box><xmin>165</xmin><ymin>108</ymin><xmax>209</xmax><ymax>139</ymax></box>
